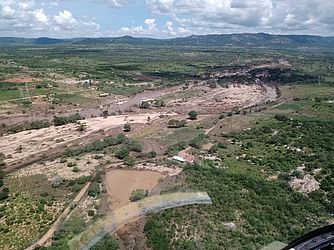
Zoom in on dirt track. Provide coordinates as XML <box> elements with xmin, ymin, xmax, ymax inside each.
<box><xmin>26</xmin><ymin>182</ymin><xmax>91</xmax><ymax>250</ymax></box>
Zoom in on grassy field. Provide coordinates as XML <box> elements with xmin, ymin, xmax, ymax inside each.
<box><xmin>0</xmin><ymin>174</ymin><xmax>84</xmax><ymax>249</ymax></box>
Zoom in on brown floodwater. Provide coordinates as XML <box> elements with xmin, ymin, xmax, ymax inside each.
<box><xmin>105</xmin><ymin>169</ymin><xmax>164</xmax><ymax>210</ymax></box>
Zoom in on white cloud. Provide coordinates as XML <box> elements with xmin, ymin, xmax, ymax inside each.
<box><xmin>144</xmin><ymin>18</ymin><xmax>156</xmax><ymax>30</ymax></box>
<box><xmin>119</xmin><ymin>18</ymin><xmax>184</xmax><ymax>37</ymax></box>
<box><xmin>34</xmin><ymin>9</ymin><xmax>48</xmax><ymax>24</ymax></box>
<box><xmin>0</xmin><ymin>1</ymin><xmax>100</xmax><ymax>37</ymax></box>
<box><xmin>54</xmin><ymin>10</ymin><xmax>77</xmax><ymax>26</ymax></box>
<box><xmin>105</xmin><ymin>0</ymin><xmax>128</xmax><ymax>8</ymax></box>
<box><xmin>144</xmin><ymin>0</ymin><xmax>334</xmax><ymax>36</ymax></box>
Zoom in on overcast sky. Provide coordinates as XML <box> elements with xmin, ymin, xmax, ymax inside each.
<box><xmin>1</xmin><ymin>0</ymin><xmax>334</xmax><ymax>38</ymax></box>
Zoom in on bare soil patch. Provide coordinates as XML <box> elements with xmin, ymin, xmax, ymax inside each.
<box><xmin>0</xmin><ymin>112</ymin><xmax>173</xmax><ymax>172</ymax></box>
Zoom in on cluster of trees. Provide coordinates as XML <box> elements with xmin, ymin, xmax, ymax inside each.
<box><xmin>114</xmin><ymin>139</ymin><xmax>142</xmax><ymax>166</ymax></box>
<box><xmin>168</xmin><ymin>119</ymin><xmax>187</xmax><ymax>128</ymax></box>
<box><xmin>144</xmin><ymin>158</ymin><xmax>331</xmax><ymax>249</ymax></box>
<box><xmin>3</xmin><ymin>120</ymin><xmax>50</xmax><ymax>134</ymax></box>
<box><xmin>53</xmin><ymin>113</ymin><xmax>82</xmax><ymax>126</ymax></box>
<box><xmin>166</xmin><ymin>141</ymin><xmax>187</xmax><ymax>157</ymax></box>
<box><xmin>63</xmin><ymin>134</ymin><xmax>127</xmax><ymax>157</ymax></box>
<box><xmin>139</xmin><ymin>99</ymin><xmax>166</xmax><ymax>109</ymax></box>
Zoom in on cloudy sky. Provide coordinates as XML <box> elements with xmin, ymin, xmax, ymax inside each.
<box><xmin>1</xmin><ymin>0</ymin><xmax>334</xmax><ymax>38</ymax></box>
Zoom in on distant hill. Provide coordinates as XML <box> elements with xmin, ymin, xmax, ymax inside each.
<box><xmin>1</xmin><ymin>33</ymin><xmax>334</xmax><ymax>48</ymax></box>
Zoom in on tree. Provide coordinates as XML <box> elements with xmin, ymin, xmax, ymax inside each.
<box><xmin>102</xmin><ymin>110</ymin><xmax>109</xmax><ymax>118</ymax></box>
<box><xmin>140</xmin><ymin>101</ymin><xmax>150</xmax><ymax>109</ymax></box>
<box><xmin>115</xmin><ymin>147</ymin><xmax>129</xmax><ymax>159</ymax></box>
<box><xmin>124</xmin><ymin>123</ymin><xmax>131</xmax><ymax>132</ymax></box>
<box><xmin>188</xmin><ymin>110</ymin><xmax>198</xmax><ymax>120</ymax></box>
<box><xmin>274</xmin><ymin>114</ymin><xmax>289</xmax><ymax>122</ymax></box>
<box><xmin>168</xmin><ymin>119</ymin><xmax>187</xmax><ymax>128</ymax></box>
<box><xmin>77</xmin><ymin>122</ymin><xmax>87</xmax><ymax>132</ymax></box>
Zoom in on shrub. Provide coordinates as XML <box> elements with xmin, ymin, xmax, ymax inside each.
<box><xmin>166</xmin><ymin>141</ymin><xmax>187</xmax><ymax>156</ymax></box>
<box><xmin>188</xmin><ymin>110</ymin><xmax>198</xmax><ymax>120</ymax></box>
<box><xmin>189</xmin><ymin>133</ymin><xmax>207</xmax><ymax>149</ymax></box>
<box><xmin>168</xmin><ymin>119</ymin><xmax>187</xmax><ymax>128</ymax></box>
<box><xmin>40</xmin><ymin>191</ymin><xmax>49</xmax><ymax>197</ymax></box>
<box><xmin>124</xmin><ymin>156</ymin><xmax>135</xmax><ymax>166</ymax></box>
<box><xmin>147</xmin><ymin>151</ymin><xmax>157</xmax><ymax>158</ymax></box>
<box><xmin>219</xmin><ymin>114</ymin><xmax>225</xmax><ymax>120</ymax></box>
<box><xmin>67</xmin><ymin>162</ymin><xmax>76</xmax><ymax>168</ymax></box>
<box><xmin>88</xmin><ymin>210</ymin><xmax>95</xmax><ymax>217</ymax></box>
<box><xmin>123</xmin><ymin>123</ymin><xmax>131</xmax><ymax>132</ymax></box>
<box><xmin>208</xmin><ymin>80</ymin><xmax>217</xmax><ymax>88</ymax></box>
<box><xmin>126</xmin><ymin>140</ymin><xmax>142</xmax><ymax>152</ymax></box>
<box><xmin>72</xmin><ymin>166</ymin><xmax>80</xmax><ymax>173</ymax></box>
<box><xmin>129</xmin><ymin>189</ymin><xmax>147</xmax><ymax>202</ymax></box>
<box><xmin>115</xmin><ymin>147</ymin><xmax>129</xmax><ymax>159</ymax></box>
<box><xmin>140</xmin><ymin>101</ymin><xmax>150</xmax><ymax>109</ymax></box>
<box><xmin>88</xmin><ymin>181</ymin><xmax>100</xmax><ymax>197</ymax></box>
<box><xmin>53</xmin><ymin>113</ymin><xmax>82</xmax><ymax>126</ymax></box>
<box><xmin>274</xmin><ymin>114</ymin><xmax>289</xmax><ymax>122</ymax></box>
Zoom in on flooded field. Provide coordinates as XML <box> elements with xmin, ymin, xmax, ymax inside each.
<box><xmin>105</xmin><ymin>169</ymin><xmax>164</xmax><ymax>210</ymax></box>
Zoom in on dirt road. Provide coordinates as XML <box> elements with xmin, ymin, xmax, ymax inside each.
<box><xmin>26</xmin><ymin>182</ymin><xmax>91</xmax><ymax>250</ymax></box>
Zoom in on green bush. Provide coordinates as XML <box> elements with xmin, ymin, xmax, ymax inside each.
<box><xmin>124</xmin><ymin>156</ymin><xmax>135</xmax><ymax>166</ymax></box>
<box><xmin>123</xmin><ymin>123</ymin><xmax>131</xmax><ymax>132</ymax></box>
<box><xmin>189</xmin><ymin>133</ymin><xmax>207</xmax><ymax>149</ymax></box>
<box><xmin>88</xmin><ymin>181</ymin><xmax>100</xmax><ymax>197</ymax></box>
<box><xmin>188</xmin><ymin>110</ymin><xmax>198</xmax><ymax>120</ymax></box>
<box><xmin>126</xmin><ymin>140</ymin><xmax>142</xmax><ymax>152</ymax></box>
<box><xmin>53</xmin><ymin>113</ymin><xmax>82</xmax><ymax>126</ymax></box>
<box><xmin>274</xmin><ymin>114</ymin><xmax>289</xmax><ymax>122</ymax></box>
<box><xmin>168</xmin><ymin>119</ymin><xmax>187</xmax><ymax>128</ymax></box>
<box><xmin>115</xmin><ymin>147</ymin><xmax>129</xmax><ymax>159</ymax></box>
<box><xmin>129</xmin><ymin>189</ymin><xmax>147</xmax><ymax>202</ymax></box>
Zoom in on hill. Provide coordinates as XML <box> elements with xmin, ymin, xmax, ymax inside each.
<box><xmin>1</xmin><ymin>33</ymin><xmax>334</xmax><ymax>48</ymax></box>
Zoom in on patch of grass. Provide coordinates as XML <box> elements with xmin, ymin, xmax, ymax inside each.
<box><xmin>276</xmin><ymin>103</ymin><xmax>303</xmax><ymax>111</ymax></box>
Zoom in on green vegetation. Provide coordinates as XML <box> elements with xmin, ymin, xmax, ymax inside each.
<box><xmin>0</xmin><ymin>174</ymin><xmax>79</xmax><ymax>249</ymax></box>
<box><xmin>145</xmin><ymin>160</ymin><xmax>329</xmax><ymax>249</ymax></box>
<box><xmin>88</xmin><ymin>181</ymin><xmax>101</xmax><ymax>197</ymax></box>
<box><xmin>167</xmin><ymin>119</ymin><xmax>187</xmax><ymax>128</ymax></box>
<box><xmin>144</xmin><ymin>83</ymin><xmax>334</xmax><ymax>249</ymax></box>
<box><xmin>123</xmin><ymin>123</ymin><xmax>131</xmax><ymax>132</ymax></box>
<box><xmin>115</xmin><ymin>147</ymin><xmax>129</xmax><ymax>160</ymax></box>
<box><xmin>188</xmin><ymin>110</ymin><xmax>198</xmax><ymax>120</ymax></box>
<box><xmin>1</xmin><ymin>119</ymin><xmax>50</xmax><ymax>135</ymax></box>
<box><xmin>53</xmin><ymin>113</ymin><xmax>82</xmax><ymax>126</ymax></box>
<box><xmin>129</xmin><ymin>189</ymin><xmax>148</xmax><ymax>202</ymax></box>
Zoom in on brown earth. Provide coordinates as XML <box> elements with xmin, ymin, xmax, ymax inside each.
<box><xmin>105</xmin><ymin>169</ymin><xmax>164</xmax><ymax>210</ymax></box>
